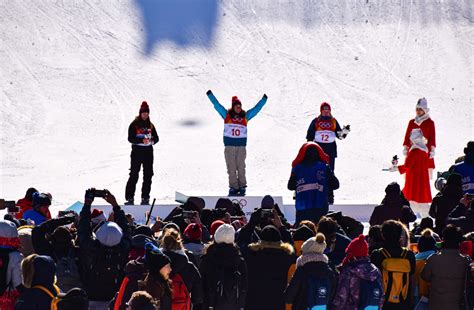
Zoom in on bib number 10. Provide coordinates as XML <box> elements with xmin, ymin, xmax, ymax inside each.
<box><xmin>232</xmin><ymin>128</ymin><xmax>241</xmax><ymax>137</ymax></box>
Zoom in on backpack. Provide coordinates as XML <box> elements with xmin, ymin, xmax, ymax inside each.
<box><xmin>171</xmin><ymin>273</ymin><xmax>190</xmax><ymax>310</ymax></box>
<box><xmin>306</xmin><ymin>276</ymin><xmax>332</xmax><ymax>310</ymax></box>
<box><xmin>33</xmin><ymin>285</ymin><xmax>61</xmax><ymax>310</ymax></box>
<box><xmin>358</xmin><ymin>277</ymin><xmax>383</xmax><ymax>310</ymax></box>
<box><xmin>55</xmin><ymin>251</ymin><xmax>82</xmax><ymax>293</ymax></box>
<box><xmin>213</xmin><ymin>264</ymin><xmax>243</xmax><ymax>307</ymax></box>
<box><xmin>86</xmin><ymin>245</ymin><xmax>125</xmax><ymax>300</ymax></box>
<box><xmin>380</xmin><ymin>248</ymin><xmax>411</xmax><ymax>304</ymax></box>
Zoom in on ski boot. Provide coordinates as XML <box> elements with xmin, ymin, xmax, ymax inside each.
<box><xmin>141</xmin><ymin>198</ymin><xmax>150</xmax><ymax>205</ymax></box>
<box><xmin>228</xmin><ymin>187</ymin><xmax>239</xmax><ymax>196</ymax></box>
<box><xmin>238</xmin><ymin>187</ymin><xmax>246</xmax><ymax>196</ymax></box>
<box><xmin>124</xmin><ymin>198</ymin><xmax>134</xmax><ymax>205</ymax></box>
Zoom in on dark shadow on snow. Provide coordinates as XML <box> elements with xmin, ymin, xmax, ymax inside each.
<box><xmin>135</xmin><ymin>0</ymin><xmax>219</xmax><ymax>56</ymax></box>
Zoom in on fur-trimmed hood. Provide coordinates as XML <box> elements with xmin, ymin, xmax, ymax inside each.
<box><xmin>248</xmin><ymin>241</ymin><xmax>294</xmax><ymax>255</ymax></box>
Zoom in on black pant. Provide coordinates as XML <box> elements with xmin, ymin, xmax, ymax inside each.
<box><xmin>125</xmin><ymin>146</ymin><xmax>154</xmax><ymax>200</ymax></box>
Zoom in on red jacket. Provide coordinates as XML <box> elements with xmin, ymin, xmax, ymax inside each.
<box><xmin>15</xmin><ymin>198</ymin><xmax>32</xmax><ymax>220</ymax></box>
<box><xmin>403</xmin><ymin>118</ymin><xmax>436</xmax><ymax>169</ymax></box>
<box><xmin>399</xmin><ymin>149</ymin><xmax>432</xmax><ymax>203</ymax></box>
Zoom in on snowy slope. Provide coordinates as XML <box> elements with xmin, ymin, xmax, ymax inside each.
<box><xmin>1</xmin><ymin>0</ymin><xmax>472</xmax><ymax>208</ymax></box>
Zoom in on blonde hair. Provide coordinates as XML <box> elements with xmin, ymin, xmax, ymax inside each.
<box><xmin>315</xmin><ymin>232</ymin><xmax>326</xmax><ymax>243</ymax></box>
<box><xmin>21</xmin><ymin>254</ymin><xmax>38</xmax><ymax>288</ymax></box>
<box><xmin>161</xmin><ymin>228</ymin><xmax>183</xmax><ymax>251</ymax></box>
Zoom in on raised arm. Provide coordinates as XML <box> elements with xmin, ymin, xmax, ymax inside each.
<box><xmin>206</xmin><ymin>90</ymin><xmax>227</xmax><ymax>119</ymax></box>
<box><xmin>246</xmin><ymin>94</ymin><xmax>268</xmax><ymax>121</ymax></box>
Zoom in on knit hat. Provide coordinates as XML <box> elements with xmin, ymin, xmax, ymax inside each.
<box><xmin>416</xmin><ymin>97</ymin><xmax>429</xmax><ymax>113</ymax></box>
<box><xmin>214</xmin><ymin>224</ymin><xmax>235</xmax><ymax>244</ymax></box>
<box><xmin>18</xmin><ymin>226</ymin><xmax>34</xmax><ymax>256</ymax></box>
<box><xmin>139</xmin><ymin>101</ymin><xmax>150</xmax><ymax>113</ymax></box>
<box><xmin>460</xmin><ymin>241</ymin><xmax>473</xmax><ymax>258</ymax></box>
<box><xmin>210</xmin><ymin>220</ymin><xmax>225</xmax><ymax>236</ymax></box>
<box><xmin>260</xmin><ymin>225</ymin><xmax>282</xmax><ymax>242</ymax></box>
<box><xmin>320</xmin><ymin>102</ymin><xmax>331</xmax><ymax>112</ymax></box>
<box><xmin>183</xmin><ymin>223</ymin><xmax>202</xmax><ymax>242</ymax></box>
<box><xmin>144</xmin><ymin>242</ymin><xmax>171</xmax><ymax>273</ymax></box>
<box><xmin>32</xmin><ymin>192</ymin><xmax>51</xmax><ymax>209</ymax></box>
<box><xmin>91</xmin><ymin>209</ymin><xmax>106</xmax><ymax>227</ymax></box>
<box><xmin>0</xmin><ymin>220</ymin><xmax>20</xmax><ymax>249</ymax></box>
<box><xmin>292</xmin><ymin>225</ymin><xmax>315</xmax><ymax>242</ymax></box>
<box><xmin>261</xmin><ymin>195</ymin><xmax>275</xmax><ymax>209</ymax></box>
<box><xmin>301</xmin><ymin>233</ymin><xmax>326</xmax><ymax>254</ymax></box>
<box><xmin>95</xmin><ymin>222</ymin><xmax>123</xmax><ymax>247</ymax></box>
<box><xmin>231</xmin><ymin>96</ymin><xmax>241</xmax><ymax>108</ymax></box>
<box><xmin>345</xmin><ymin>234</ymin><xmax>369</xmax><ymax>258</ymax></box>
<box><xmin>418</xmin><ymin>229</ymin><xmax>437</xmax><ymax>252</ymax></box>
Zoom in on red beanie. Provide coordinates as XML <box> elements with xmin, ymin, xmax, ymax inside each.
<box><xmin>210</xmin><ymin>220</ymin><xmax>225</xmax><ymax>236</ymax></box>
<box><xmin>320</xmin><ymin>102</ymin><xmax>331</xmax><ymax>112</ymax></box>
<box><xmin>140</xmin><ymin>101</ymin><xmax>150</xmax><ymax>113</ymax></box>
<box><xmin>342</xmin><ymin>234</ymin><xmax>369</xmax><ymax>265</ymax></box>
<box><xmin>183</xmin><ymin>223</ymin><xmax>202</xmax><ymax>242</ymax></box>
<box><xmin>460</xmin><ymin>240</ymin><xmax>473</xmax><ymax>258</ymax></box>
<box><xmin>231</xmin><ymin>96</ymin><xmax>241</xmax><ymax>107</ymax></box>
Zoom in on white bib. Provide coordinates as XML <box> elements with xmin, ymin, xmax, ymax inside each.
<box><xmin>314</xmin><ymin>130</ymin><xmax>336</xmax><ymax>143</ymax></box>
<box><xmin>224</xmin><ymin>123</ymin><xmax>247</xmax><ymax>138</ymax></box>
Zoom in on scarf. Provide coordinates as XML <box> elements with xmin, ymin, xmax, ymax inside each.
<box><xmin>296</xmin><ymin>252</ymin><xmax>328</xmax><ymax>267</ymax></box>
<box><xmin>414</xmin><ymin>113</ymin><xmax>430</xmax><ymax>126</ymax></box>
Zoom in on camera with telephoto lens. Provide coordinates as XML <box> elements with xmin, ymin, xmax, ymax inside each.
<box><xmin>4</xmin><ymin>201</ymin><xmax>19</xmax><ymax>213</ymax></box>
<box><xmin>92</xmin><ymin>189</ymin><xmax>108</xmax><ymax>198</ymax></box>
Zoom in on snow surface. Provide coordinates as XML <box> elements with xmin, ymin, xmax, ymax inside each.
<box><xmin>1</xmin><ymin>0</ymin><xmax>473</xmax><ymax>209</ymax></box>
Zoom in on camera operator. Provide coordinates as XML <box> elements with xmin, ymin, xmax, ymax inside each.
<box><xmin>22</xmin><ymin>192</ymin><xmax>52</xmax><ymax>225</ymax></box>
<box><xmin>236</xmin><ymin>195</ymin><xmax>293</xmax><ymax>249</ymax></box>
<box><xmin>446</xmin><ymin>193</ymin><xmax>474</xmax><ymax>234</ymax></box>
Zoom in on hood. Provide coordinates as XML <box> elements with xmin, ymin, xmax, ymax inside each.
<box><xmin>465</xmin><ymin>152</ymin><xmax>474</xmax><ymax>165</ymax></box>
<box><xmin>205</xmin><ymin>243</ymin><xmax>241</xmax><ymax>268</ymax></box>
<box><xmin>95</xmin><ymin>222</ymin><xmax>123</xmax><ymax>247</ymax></box>
<box><xmin>347</xmin><ymin>258</ymin><xmax>380</xmax><ymax>281</ymax></box>
<box><xmin>163</xmin><ymin>250</ymin><xmax>189</xmax><ymax>274</ymax></box>
<box><xmin>248</xmin><ymin>241</ymin><xmax>294</xmax><ymax>255</ymax></box>
<box><xmin>32</xmin><ymin>255</ymin><xmax>56</xmax><ymax>286</ymax></box>
<box><xmin>292</xmin><ymin>142</ymin><xmax>329</xmax><ymax>167</ymax></box>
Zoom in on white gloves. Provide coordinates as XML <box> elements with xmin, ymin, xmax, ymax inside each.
<box><xmin>403</xmin><ymin>146</ymin><xmax>409</xmax><ymax>156</ymax></box>
<box><xmin>429</xmin><ymin>147</ymin><xmax>436</xmax><ymax>159</ymax></box>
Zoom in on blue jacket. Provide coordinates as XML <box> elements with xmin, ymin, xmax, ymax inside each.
<box><xmin>207</xmin><ymin>92</ymin><xmax>267</xmax><ymax>146</ymax></box>
<box><xmin>23</xmin><ymin>209</ymin><xmax>47</xmax><ymax>225</ymax></box>
<box><xmin>291</xmin><ymin>161</ymin><xmax>333</xmax><ymax>212</ymax></box>
<box><xmin>452</xmin><ymin>158</ymin><xmax>474</xmax><ymax>194</ymax></box>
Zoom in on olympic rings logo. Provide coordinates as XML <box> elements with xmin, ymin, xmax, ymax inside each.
<box><xmin>231</xmin><ymin>199</ymin><xmax>247</xmax><ymax>207</ymax></box>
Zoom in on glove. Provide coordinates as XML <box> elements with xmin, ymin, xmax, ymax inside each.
<box><xmin>429</xmin><ymin>147</ymin><xmax>435</xmax><ymax>159</ymax></box>
<box><xmin>206</xmin><ymin>90</ymin><xmax>212</xmax><ymax>96</ymax></box>
<box><xmin>388</xmin><ymin>165</ymin><xmax>398</xmax><ymax>172</ymax></box>
<box><xmin>262</xmin><ymin>93</ymin><xmax>268</xmax><ymax>100</ymax></box>
<box><xmin>403</xmin><ymin>146</ymin><xmax>408</xmax><ymax>156</ymax></box>
<box><xmin>84</xmin><ymin>188</ymin><xmax>95</xmax><ymax>205</ymax></box>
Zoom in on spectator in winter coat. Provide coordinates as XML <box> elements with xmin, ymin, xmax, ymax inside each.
<box><xmin>370</xmin><ymin>220</ymin><xmax>416</xmax><ymax>310</ymax></box>
<box><xmin>450</xmin><ymin>141</ymin><xmax>474</xmax><ymax>194</ymax></box>
<box><xmin>206</xmin><ymin>90</ymin><xmax>268</xmax><ymax>196</ymax></box>
<box><xmin>127</xmin><ymin>291</ymin><xmax>158</xmax><ymax>310</ymax></box>
<box><xmin>56</xmin><ymin>287</ymin><xmax>89</xmax><ymax>310</ymax></box>
<box><xmin>317</xmin><ymin>216</ymin><xmax>351</xmax><ymax>267</ymax></box>
<box><xmin>31</xmin><ymin>215</ymin><xmax>82</xmax><ymax>292</ymax></box>
<box><xmin>447</xmin><ymin>204</ymin><xmax>474</xmax><ymax>235</ymax></box>
<box><xmin>429</xmin><ymin>173</ymin><xmax>464</xmax><ymax>233</ymax></box>
<box><xmin>0</xmin><ymin>220</ymin><xmax>23</xmax><ymax>310</ymax></box>
<box><xmin>287</xmin><ymin>225</ymin><xmax>315</xmax><ymax>284</ymax></box>
<box><xmin>284</xmin><ymin>233</ymin><xmax>337</xmax><ymax>309</ymax></box>
<box><xmin>326</xmin><ymin>211</ymin><xmax>364</xmax><ymax>240</ymax></box>
<box><xmin>22</xmin><ymin>192</ymin><xmax>52</xmax><ymax>225</ymax></box>
<box><xmin>367</xmin><ymin>225</ymin><xmax>384</xmax><ymax>254</ymax></box>
<box><xmin>411</xmin><ymin>217</ymin><xmax>440</xmax><ymax>241</ymax></box>
<box><xmin>244</xmin><ymin>225</ymin><xmax>295</xmax><ymax>310</ymax></box>
<box><xmin>333</xmin><ymin>235</ymin><xmax>384</xmax><ymax>309</ymax></box>
<box><xmin>288</xmin><ymin>142</ymin><xmax>339</xmax><ymax>223</ymax></box>
<box><xmin>369</xmin><ymin>182</ymin><xmax>417</xmax><ymax>227</ymax></box>
<box><xmin>159</xmin><ymin>228</ymin><xmax>204</xmax><ymax>307</ymax></box>
<box><xmin>125</xmin><ymin>101</ymin><xmax>159</xmax><ymax>206</ymax></box>
<box><xmin>182</xmin><ymin>223</ymin><xmax>204</xmax><ymax>267</ymax></box>
<box><xmin>421</xmin><ymin>225</ymin><xmax>472</xmax><ymax>310</ymax></box>
<box><xmin>138</xmin><ymin>243</ymin><xmax>173</xmax><ymax>309</ymax></box>
<box><xmin>77</xmin><ymin>189</ymin><xmax>131</xmax><ymax>308</ymax></box>
<box><xmin>15</xmin><ymin>254</ymin><xmax>58</xmax><ymax>310</ymax></box>
<box><xmin>414</xmin><ymin>229</ymin><xmax>438</xmax><ymax>304</ymax></box>
<box><xmin>15</xmin><ymin>187</ymin><xmax>37</xmax><ymax>220</ymax></box>
<box><xmin>200</xmin><ymin>224</ymin><xmax>248</xmax><ymax>310</ymax></box>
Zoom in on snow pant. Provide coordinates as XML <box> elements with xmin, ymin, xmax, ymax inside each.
<box><xmin>224</xmin><ymin>146</ymin><xmax>247</xmax><ymax>189</ymax></box>
<box><xmin>295</xmin><ymin>207</ymin><xmax>328</xmax><ymax>225</ymax></box>
<box><xmin>125</xmin><ymin>145</ymin><xmax>154</xmax><ymax>200</ymax></box>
